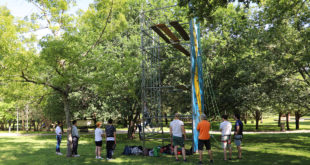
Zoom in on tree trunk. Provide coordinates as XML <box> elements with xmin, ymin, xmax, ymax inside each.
<box><xmin>0</xmin><ymin>119</ymin><xmax>4</xmax><ymax>130</ymax></box>
<box><xmin>243</xmin><ymin>112</ymin><xmax>247</xmax><ymax>125</ymax></box>
<box><xmin>278</xmin><ymin>112</ymin><xmax>282</xmax><ymax>127</ymax></box>
<box><xmin>286</xmin><ymin>113</ymin><xmax>290</xmax><ymax>130</ymax></box>
<box><xmin>63</xmin><ymin>94</ymin><xmax>73</xmax><ymax>157</ymax></box>
<box><xmin>12</xmin><ymin>121</ymin><xmax>15</xmax><ymax>131</ymax></box>
<box><xmin>92</xmin><ymin>112</ymin><xmax>97</xmax><ymax>128</ymax></box>
<box><xmin>123</xmin><ymin>118</ymin><xmax>128</xmax><ymax>128</ymax></box>
<box><xmin>255</xmin><ymin>110</ymin><xmax>260</xmax><ymax>130</ymax></box>
<box><xmin>32</xmin><ymin>120</ymin><xmax>36</xmax><ymax>131</ymax></box>
<box><xmin>295</xmin><ymin>111</ymin><xmax>300</xmax><ymax>130</ymax></box>
<box><xmin>127</xmin><ymin>102</ymin><xmax>140</xmax><ymax>139</ymax></box>
<box><xmin>127</xmin><ymin>119</ymin><xmax>134</xmax><ymax>139</ymax></box>
<box><xmin>8</xmin><ymin>120</ymin><xmax>12</xmax><ymax>133</ymax></box>
<box><xmin>29</xmin><ymin>119</ymin><xmax>32</xmax><ymax>131</ymax></box>
<box><xmin>36</xmin><ymin>119</ymin><xmax>41</xmax><ymax>131</ymax></box>
<box><xmin>46</xmin><ymin>120</ymin><xmax>51</xmax><ymax>132</ymax></box>
<box><xmin>4</xmin><ymin>119</ymin><xmax>6</xmax><ymax>130</ymax></box>
<box><xmin>3</xmin><ymin>119</ymin><xmax>7</xmax><ymax>130</ymax></box>
<box><xmin>22</xmin><ymin>110</ymin><xmax>25</xmax><ymax>131</ymax></box>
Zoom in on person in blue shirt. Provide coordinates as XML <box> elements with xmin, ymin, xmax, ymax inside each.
<box><xmin>234</xmin><ymin>114</ymin><xmax>243</xmax><ymax>159</ymax></box>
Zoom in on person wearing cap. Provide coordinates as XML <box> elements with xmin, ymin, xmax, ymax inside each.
<box><xmin>197</xmin><ymin>114</ymin><xmax>213</xmax><ymax>164</ymax></box>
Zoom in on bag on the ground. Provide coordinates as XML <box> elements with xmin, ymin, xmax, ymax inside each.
<box><xmin>123</xmin><ymin>145</ymin><xmax>131</xmax><ymax>155</ymax></box>
<box><xmin>153</xmin><ymin>147</ymin><xmax>160</xmax><ymax>157</ymax></box>
<box><xmin>143</xmin><ymin>148</ymin><xmax>150</xmax><ymax>156</ymax></box>
<box><xmin>186</xmin><ymin>147</ymin><xmax>193</xmax><ymax>155</ymax></box>
<box><xmin>131</xmin><ymin>146</ymin><xmax>143</xmax><ymax>155</ymax></box>
<box><xmin>149</xmin><ymin>150</ymin><xmax>154</xmax><ymax>156</ymax></box>
<box><xmin>161</xmin><ymin>144</ymin><xmax>172</xmax><ymax>154</ymax></box>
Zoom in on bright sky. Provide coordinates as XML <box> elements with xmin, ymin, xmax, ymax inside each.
<box><xmin>0</xmin><ymin>0</ymin><xmax>94</xmax><ymax>39</ymax></box>
<box><xmin>0</xmin><ymin>0</ymin><xmax>93</xmax><ymax>17</ymax></box>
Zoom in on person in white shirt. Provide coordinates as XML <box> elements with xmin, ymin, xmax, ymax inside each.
<box><xmin>95</xmin><ymin>122</ymin><xmax>104</xmax><ymax>159</ymax></box>
<box><xmin>219</xmin><ymin>115</ymin><xmax>232</xmax><ymax>160</ymax></box>
<box><xmin>55</xmin><ymin>121</ymin><xmax>63</xmax><ymax>155</ymax></box>
<box><xmin>170</xmin><ymin>113</ymin><xmax>187</xmax><ymax>162</ymax></box>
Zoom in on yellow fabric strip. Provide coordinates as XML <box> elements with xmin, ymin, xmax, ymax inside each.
<box><xmin>192</xmin><ymin>21</ymin><xmax>202</xmax><ymax>115</ymax></box>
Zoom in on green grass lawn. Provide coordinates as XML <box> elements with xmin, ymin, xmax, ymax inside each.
<box><xmin>0</xmin><ymin>133</ymin><xmax>309</xmax><ymax>165</ymax></box>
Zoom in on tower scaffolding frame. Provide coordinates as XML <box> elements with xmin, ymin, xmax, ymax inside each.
<box><xmin>140</xmin><ymin>4</ymin><xmax>193</xmax><ymax>149</ymax></box>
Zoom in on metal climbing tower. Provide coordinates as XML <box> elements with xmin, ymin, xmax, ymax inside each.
<box><xmin>140</xmin><ymin>4</ymin><xmax>192</xmax><ymax>148</ymax></box>
<box><xmin>140</xmin><ymin>2</ymin><xmax>212</xmax><ymax>152</ymax></box>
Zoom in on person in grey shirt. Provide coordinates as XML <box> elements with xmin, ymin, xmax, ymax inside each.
<box><xmin>72</xmin><ymin>120</ymin><xmax>80</xmax><ymax>157</ymax></box>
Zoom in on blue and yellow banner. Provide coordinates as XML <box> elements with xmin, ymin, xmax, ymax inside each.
<box><xmin>190</xmin><ymin>17</ymin><xmax>204</xmax><ymax>152</ymax></box>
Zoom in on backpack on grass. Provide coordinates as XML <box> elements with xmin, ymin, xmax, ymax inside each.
<box><xmin>123</xmin><ymin>145</ymin><xmax>131</xmax><ymax>155</ymax></box>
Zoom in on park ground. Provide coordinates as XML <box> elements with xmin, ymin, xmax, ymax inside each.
<box><xmin>1</xmin><ymin>116</ymin><xmax>310</xmax><ymax>165</ymax></box>
<box><xmin>0</xmin><ymin>133</ymin><xmax>309</xmax><ymax>165</ymax></box>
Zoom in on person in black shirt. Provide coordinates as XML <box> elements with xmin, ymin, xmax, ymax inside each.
<box><xmin>234</xmin><ymin>114</ymin><xmax>243</xmax><ymax>159</ymax></box>
<box><xmin>105</xmin><ymin>119</ymin><xmax>116</xmax><ymax>160</ymax></box>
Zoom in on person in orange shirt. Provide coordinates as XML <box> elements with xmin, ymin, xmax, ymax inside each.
<box><xmin>197</xmin><ymin>114</ymin><xmax>214</xmax><ymax>164</ymax></box>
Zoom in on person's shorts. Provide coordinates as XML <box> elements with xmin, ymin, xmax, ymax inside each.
<box><xmin>234</xmin><ymin>135</ymin><xmax>242</xmax><ymax>146</ymax></box>
<box><xmin>173</xmin><ymin>136</ymin><xmax>184</xmax><ymax>147</ymax></box>
<box><xmin>221</xmin><ymin>135</ymin><xmax>231</xmax><ymax>149</ymax></box>
<box><xmin>95</xmin><ymin>141</ymin><xmax>103</xmax><ymax>147</ymax></box>
<box><xmin>198</xmin><ymin>139</ymin><xmax>211</xmax><ymax>150</ymax></box>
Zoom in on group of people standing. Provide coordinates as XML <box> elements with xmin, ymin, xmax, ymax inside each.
<box><xmin>55</xmin><ymin>119</ymin><xmax>116</xmax><ymax>160</ymax></box>
<box><xmin>55</xmin><ymin>113</ymin><xmax>243</xmax><ymax>163</ymax></box>
<box><xmin>169</xmin><ymin>113</ymin><xmax>243</xmax><ymax>164</ymax></box>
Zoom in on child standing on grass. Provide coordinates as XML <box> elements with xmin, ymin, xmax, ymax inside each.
<box><xmin>95</xmin><ymin>122</ymin><xmax>104</xmax><ymax>159</ymax></box>
<box><xmin>55</xmin><ymin>121</ymin><xmax>63</xmax><ymax>155</ymax></box>
<box><xmin>105</xmin><ymin>119</ymin><xmax>116</xmax><ymax>160</ymax></box>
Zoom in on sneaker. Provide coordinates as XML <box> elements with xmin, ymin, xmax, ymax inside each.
<box><xmin>73</xmin><ymin>154</ymin><xmax>80</xmax><ymax>157</ymax></box>
<box><xmin>175</xmin><ymin>159</ymin><xmax>179</xmax><ymax>162</ymax></box>
<box><xmin>199</xmin><ymin>161</ymin><xmax>203</xmax><ymax>165</ymax></box>
<box><xmin>107</xmin><ymin>158</ymin><xmax>113</xmax><ymax>160</ymax></box>
<box><xmin>98</xmin><ymin>157</ymin><xmax>103</xmax><ymax>160</ymax></box>
<box><xmin>57</xmin><ymin>152</ymin><xmax>63</xmax><ymax>155</ymax></box>
<box><xmin>183</xmin><ymin>159</ymin><xmax>187</xmax><ymax>162</ymax></box>
<box><xmin>210</xmin><ymin>160</ymin><xmax>214</xmax><ymax>163</ymax></box>
<box><xmin>229</xmin><ymin>158</ymin><xmax>232</xmax><ymax>160</ymax></box>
